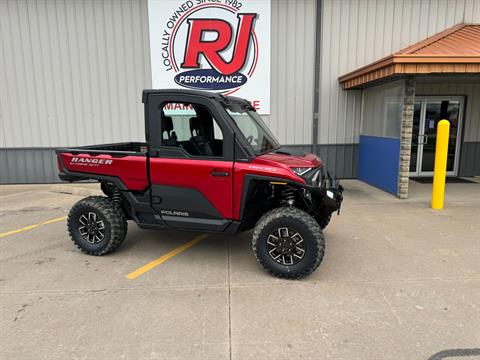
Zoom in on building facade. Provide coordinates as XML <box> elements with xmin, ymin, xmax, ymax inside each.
<box><xmin>1</xmin><ymin>0</ymin><xmax>479</xmax><ymax>195</ymax></box>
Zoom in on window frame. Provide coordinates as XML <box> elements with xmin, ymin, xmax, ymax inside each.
<box><xmin>149</xmin><ymin>95</ymin><xmax>234</xmax><ymax>161</ymax></box>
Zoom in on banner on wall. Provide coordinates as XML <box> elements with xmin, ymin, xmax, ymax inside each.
<box><xmin>148</xmin><ymin>0</ymin><xmax>271</xmax><ymax>114</ymax></box>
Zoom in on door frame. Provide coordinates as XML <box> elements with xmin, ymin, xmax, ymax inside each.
<box><xmin>409</xmin><ymin>96</ymin><xmax>464</xmax><ymax>177</ymax></box>
<box><xmin>146</xmin><ymin>93</ymin><xmax>236</xmax><ymax>229</ymax></box>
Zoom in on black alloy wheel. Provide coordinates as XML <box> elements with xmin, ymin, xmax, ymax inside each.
<box><xmin>78</xmin><ymin>211</ymin><xmax>106</xmax><ymax>244</ymax></box>
<box><xmin>266</xmin><ymin>227</ymin><xmax>305</xmax><ymax>265</ymax></box>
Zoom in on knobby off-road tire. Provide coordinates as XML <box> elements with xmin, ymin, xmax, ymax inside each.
<box><xmin>67</xmin><ymin>196</ymin><xmax>127</xmax><ymax>256</ymax></box>
<box><xmin>252</xmin><ymin>207</ymin><xmax>325</xmax><ymax>279</ymax></box>
<box><xmin>314</xmin><ymin>211</ymin><xmax>332</xmax><ymax>230</ymax></box>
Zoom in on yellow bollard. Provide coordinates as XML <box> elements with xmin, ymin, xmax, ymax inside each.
<box><xmin>431</xmin><ymin>119</ymin><xmax>450</xmax><ymax>209</ymax></box>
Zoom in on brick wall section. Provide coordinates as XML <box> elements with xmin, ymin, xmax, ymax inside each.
<box><xmin>397</xmin><ymin>78</ymin><xmax>416</xmax><ymax>198</ymax></box>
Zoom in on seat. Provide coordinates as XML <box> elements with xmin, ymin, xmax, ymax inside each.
<box><xmin>189</xmin><ymin>117</ymin><xmax>213</xmax><ymax>156</ymax></box>
<box><xmin>162</xmin><ymin>116</ymin><xmax>178</xmax><ymax>147</ymax></box>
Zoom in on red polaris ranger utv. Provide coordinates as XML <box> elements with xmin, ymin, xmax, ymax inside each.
<box><xmin>57</xmin><ymin>89</ymin><xmax>343</xmax><ymax>279</ymax></box>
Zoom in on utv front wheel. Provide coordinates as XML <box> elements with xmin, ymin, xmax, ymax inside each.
<box><xmin>252</xmin><ymin>207</ymin><xmax>325</xmax><ymax>279</ymax></box>
<box><xmin>67</xmin><ymin>196</ymin><xmax>127</xmax><ymax>256</ymax></box>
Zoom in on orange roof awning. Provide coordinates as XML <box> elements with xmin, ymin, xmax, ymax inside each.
<box><xmin>339</xmin><ymin>23</ymin><xmax>480</xmax><ymax>90</ymax></box>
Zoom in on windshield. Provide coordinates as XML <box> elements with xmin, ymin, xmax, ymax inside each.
<box><xmin>225</xmin><ymin>102</ymin><xmax>280</xmax><ymax>155</ymax></box>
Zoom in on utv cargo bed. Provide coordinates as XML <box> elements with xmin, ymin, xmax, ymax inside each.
<box><xmin>56</xmin><ymin>142</ymin><xmax>148</xmax><ymax>190</ymax></box>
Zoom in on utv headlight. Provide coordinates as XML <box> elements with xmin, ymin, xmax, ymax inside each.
<box><xmin>290</xmin><ymin>167</ymin><xmax>312</xmax><ymax>176</ymax></box>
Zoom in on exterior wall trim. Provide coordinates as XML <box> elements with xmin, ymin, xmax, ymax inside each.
<box><xmin>342</xmin><ymin>63</ymin><xmax>480</xmax><ymax>89</ymax></box>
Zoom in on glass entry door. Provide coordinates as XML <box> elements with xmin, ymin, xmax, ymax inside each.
<box><xmin>409</xmin><ymin>97</ymin><xmax>464</xmax><ymax>177</ymax></box>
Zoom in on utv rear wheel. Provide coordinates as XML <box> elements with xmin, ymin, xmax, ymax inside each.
<box><xmin>252</xmin><ymin>207</ymin><xmax>325</xmax><ymax>279</ymax></box>
<box><xmin>67</xmin><ymin>196</ymin><xmax>127</xmax><ymax>256</ymax></box>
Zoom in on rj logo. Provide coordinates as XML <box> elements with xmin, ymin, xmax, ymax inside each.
<box><xmin>181</xmin><ymin>13</ymin><xmax>257</xmax><ymax>75</ymax></box>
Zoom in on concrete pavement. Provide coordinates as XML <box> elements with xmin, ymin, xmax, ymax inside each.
<box><xmin>0</xmin><ymin>180</ymin><xmax>479</xmax><ymax>359</ymax></box>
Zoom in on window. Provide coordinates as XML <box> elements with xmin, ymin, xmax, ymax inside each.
<box><xmin>224</xmin><ymin>102</ymin><xmax>280</xmax><ymax>155</ymax></box>
<box><xmin>161</xmin><ymin>102</ymin><xmax>223</xmax><ymax>157</ymax></box>
<box><xmin>362</xmin><ymin>80</ymin><xmax>404</xmax><ymax>139</ymax></box>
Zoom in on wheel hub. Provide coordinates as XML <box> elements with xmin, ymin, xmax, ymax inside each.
<box><xmin>266</xmin><ymin>227</ymin><xmax>305</xmax><ymax>265</ymax></box>
<box><xmin>78</xmin><ymin>212</ymin><xmax>105</xmax><ymax>244</ymax></box>
<box><xmin>278</xmin><ymin>238</ymin><xmax>295</xmax><ymax>254</ymax></box>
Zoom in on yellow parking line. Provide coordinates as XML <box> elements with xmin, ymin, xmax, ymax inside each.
<box><xmin>0</xmin><ymin>216</ymin><xmax>67</xmax><ymax>238</ymax></box>
<box><xmin>126</xmin><ymin>234</ymin><xmax>208</xmax><ymax>280</ymax></box>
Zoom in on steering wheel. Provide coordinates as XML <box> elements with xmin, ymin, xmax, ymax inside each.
<box><xmin>246</xmin><ymin>135</ymin><xmax>254</xmax><ymax>144</ymax></box>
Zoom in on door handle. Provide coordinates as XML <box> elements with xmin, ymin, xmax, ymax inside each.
<box><xmin>210</xmin><ymin>170</ymin><xmax>230</xmax><ymax>177</ymax></box>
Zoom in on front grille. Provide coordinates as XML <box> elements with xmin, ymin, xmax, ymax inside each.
<box><xmin>303</xmin><ymin>166</ymin><xmax>323</xmax><ymax>187</ymax></box>
<box><xmin>313</xmin><ymin>165</ymin><xmax>330</xmax><ymax>188</ymax></box>
<box><xmin>319</xmin><ymin>165</ymin><xmax>327</xmax><ymax>188</ymax></box>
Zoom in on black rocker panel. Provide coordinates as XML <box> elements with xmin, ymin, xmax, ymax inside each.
<box><xmin>151</xmin><ymin>185</ymin><xmax>230</xmax><ymax>231</ymax></box>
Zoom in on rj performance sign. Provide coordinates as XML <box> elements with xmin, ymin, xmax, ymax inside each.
<box><xmin>148</xmin><ymin>0</ymin><xmax>271</xmax><ymax>114</ymax></box>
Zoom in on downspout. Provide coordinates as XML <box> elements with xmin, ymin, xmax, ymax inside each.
<box><xmin>311</xmin><ymin>0</ymin><xmax>322</xmax><ymax>154</ymax></box>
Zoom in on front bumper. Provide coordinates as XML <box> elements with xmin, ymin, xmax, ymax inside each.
<box><xmin>319</xmin><ymin>172</ymin><xmax>343</xmax><ymax>213</ymax></box>
<box><xmin>303</xmin><ymin>168</ymin><xmax>343</xmax><ymax>214</ymax></box>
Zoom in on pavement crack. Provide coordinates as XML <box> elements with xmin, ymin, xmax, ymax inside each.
<box><xmin>0</xmin><ymin>284</ymin><xmax>228</xmax><ymax>296</ymax></box>
<box><xmin>0</xmin><ymin>208</ymin><xmax>63</xmax><ymax>213</ymax></box>
<box><xmin>376</xmin><ymin>286</ymin><xmax>402</xmax><ymax>325</ymax></box>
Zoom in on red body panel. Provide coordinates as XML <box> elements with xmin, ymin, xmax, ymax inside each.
<box><xmin>149</xmin><ymin>158</ymin><xmax>234</xmax><ymax>219</ymax></box>
<box><xmin>60</xmin><ymin>149</ymin><xmax>321</xmax><ymax>221</ymax></box>
<box><xmin>255</xmin><ymin>152</ymin><xmax>322</xmax><ymax>168</ymax></box>
<box><xmin>232</xmin><ymin>152</ymin><xmax>322</xmax><ymax>220</ymax></box>
<box><xmin>59</xmin><ymin>153</ymin><xmax>148</xmax><ymax>191</ymax></box>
